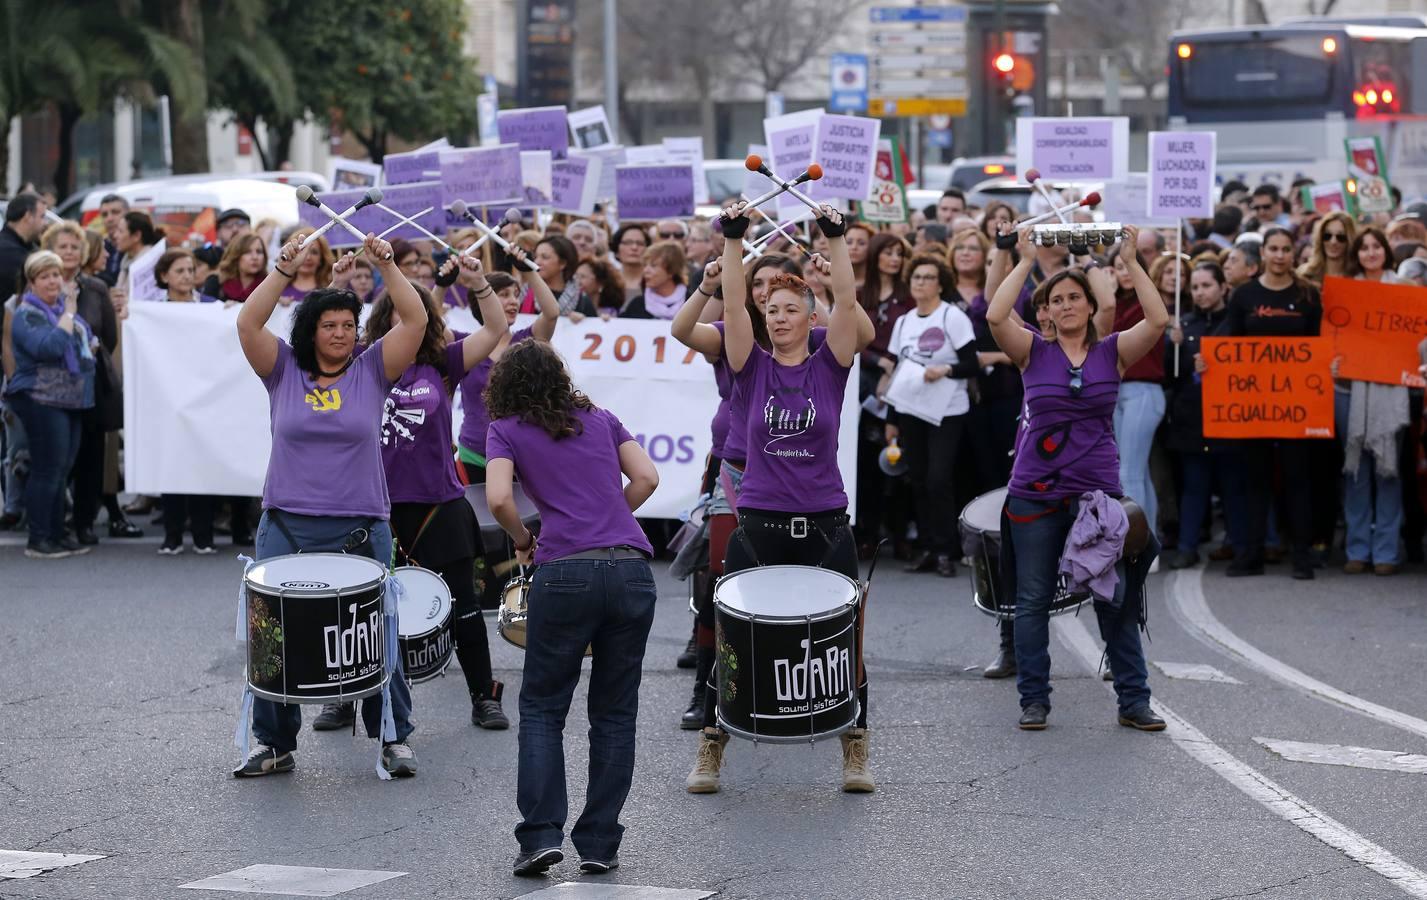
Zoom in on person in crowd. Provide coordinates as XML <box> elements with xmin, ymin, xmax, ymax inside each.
<box><xmin>95</xmin><ymin>193</ymin><xmax>129</xmax><ymax>287</ymax></box>
<box><xmin>531</xmin><ymin>234</ymin><xmax>591</xmax><ymax>316</ymax></box>
<box><xmin>1164</xmin><ymin>263</ymin><xmax>1246</xmax><ymax>568</ymax></box>
<box><xmin>5</xmin><ymin>251</ymin><xmax>95</xmax><ymax>559</ymax></box>
<box><xmin>1201</xmin><ymin>227</ymin><xmax>1322</xmax><ymax>580</ymax></box>
<box><xmin>936</xmin><ymin>188</ymin><xmax>967</xmax><ymax>224</ymax></box>
<box><xmin>206</xmin><ymin>233</ymin><xmax>269</xmax><ymax>304</ymax></box>
<box><xmin>573</xmin><ymin>258</ymin><xmax>625</xmax><ymax>319</ymax></box>
<box><xmin>915</xmin><ymin>223</ymin><xmax>949</xmax><ymax>253</ymax></box>
<box><xmin>884</xmin><ymin>254</ymin><xmax>979</xmax><ymax>577</ymax></box>
<box><xmin>483</xmin><ymin>338</ymin><xmax>659</xmax><ymax>878</ymax></box>
<box><xmin>623</xmin><ymin>240</ymin><xmax>687</xmax><ymax>320</ymax></box>
<box><xmin>1222</xmin><ymin>240</ymin><xmax>1261</xmax><ymax>290</ymax></box>
<box><xmin>1296</xmin><ymin>212</ymin><xmax>1356</xmax><ymax>288</ymax></box>
<box><xmin>1398</xmin><ymin>257</ymin><xmax>1427</xmax><ymax>285</ymax></box>
<box><xmin>846</xmin><ymin>222</ymin><xmax>874</xmax><ymax>290</ymax></box>
<box><xmin>1208</xmin><ymin>204</ymin><xmax>1244</xmax><ymax>250</ymax></box>
<box><xmin>348</xmin><ymin>256</ymin><xmax>377</xmax><ymax>303</ymax></box>
<box><xmin>565</xmin><ymin>219</ymin><xmax>608</xmax><ymax>262</ymax></box>
<box><xmin>112</xmin><ymin>211</ymin><xmax>163</xmax><ymax>292</ymax></box>
<box><xmin>278</xmin><ymin>231</ymin><xmax>333</xmax><ymax>305</ymax></box>
<box><xmin>1108</xmin><ymin>241</ymin><xmax>1168</xmax><ymax>546</ymax></box>
<box><xmin>980</xmin><ymin>201</ymin><xmax>1016</xmax><ymax>244</ymax></box>
<box><xmin>1220</xmin><ymin>180</ymin><xmax>1250</xmax><ymax>214</ymax></box>
<box><xmin>216</xmin><ymin>208</ymin><xmax>251</xmax><ymax>246</ymax></box>
<box><xmin>685</xmin><ymin>200</ymin><xmax>875</xmax><ymax>794</ymax></box>
<box><xmin>986</xmin><ymin>225</ymin><xmax>1167</xmax><ymax>733</ymax></box>
<box><xmin>685</xmin><ymin>221</ymin><xmax>715</xmax><ymax>271</ymax></box>
<box><xmin>610</xmin><ymin>224</ymin><xmax>649</xmax><ymax>295</ymax></box>
<box><xmin>348</xmin><ymin>252</ymin><xmax>515</xmax><ymax>731</ymax></box>
<box><xmin>391</xmin><ymin>239</ymin><xmax>423</xmax><ymax>283</ymax></box>
<box><xmin>1336</xmin><ymin>225</ymin><xmax>1406</xmax><ymax>575</ymax></box>
<box><xmin>1</xmin><ymin>193</ymin><xmax>48</xmax><ymax>297</ymax></box>
<box><xmin>39</xmin><ymin>222</ymin><xmax>131</xmax><ymax>545</ymax></box>
<box><xmin>1249</xmin><ymin>184</ymin><xmax>1290</xmax><ymax>229</ymax></box>
<box><xmin>232</xmin><ymin>231</ymin><xmax>425</xmax><ymax>779</ymax></box>
<box><xmin>413</xmin><ymin>257</ymin><xmax>437</xmax><ymax>291</ymax></box>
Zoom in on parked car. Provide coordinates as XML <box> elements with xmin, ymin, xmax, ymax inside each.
<box><xmin>56</xmin><ymin>170</ymin><xmax>328</xmax><ymax>225</ymax></box>
<box><xmin>59</xmin><ymin>177</ymin><xmax>304</xmax><ymax>245</ymax></box>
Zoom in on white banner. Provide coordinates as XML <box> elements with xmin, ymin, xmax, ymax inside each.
<box><xmin>122</xmin><ymin>306</ymin><xmax>859</xmax><ymax>520</ymax></box>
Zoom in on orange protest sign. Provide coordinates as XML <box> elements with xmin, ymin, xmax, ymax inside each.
<box><xmin>1322</xmin><ymin>276</ymin><xmax>1427</xmax><ymax>387</ymax></box>
<box><xmin>1201</xmin><ymin>337</ymin><xmax>1335</xmax><ymax>439</ymax></box>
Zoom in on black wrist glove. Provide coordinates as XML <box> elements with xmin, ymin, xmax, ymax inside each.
<box><xmin>434</xmin><ymin>261</ymin><xmax>459</xmax><ymax>288</ymax></box>
<box><xmin>816</xmin><ymin>214</ymin><xmax>846</xmax><ymax>238</ymax></box>
<box><xmin>720</xmin><ymin>213</ymin><xmax>751</xmax><ymax>240</ymax></box>
<box><xmin>995</xmin><ymin>230</ymin><xmax>1018</xmax><ymax>250</ymax></box>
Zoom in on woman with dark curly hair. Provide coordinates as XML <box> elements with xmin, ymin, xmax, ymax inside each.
<box><xmin>483</xmin><ymin>339</ymin><xmax>659</xmax><ymax>877</ymax></box>
<box><xmin>232</xmin><ymin>231</ymin><xmax>428</xmax><ymax>781</ymax></box>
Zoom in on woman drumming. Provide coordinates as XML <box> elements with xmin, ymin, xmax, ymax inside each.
<box><xmin>986</xmin><ymin>226</ymin><xmax>1168</xmax><ymax>732</ymax></box>
<box><xmin>484</xmin><ymin>339</ymin><xmax>660</xmax><ymax>878</ymax></box>
<box><xmin>455</xmin><ymin>249</ymin><xmax>561</xmax><ymax>608</ymax></box>
<box><xmin>232</xmin><ymin>232</ymin><xmax>427</xmax><ymax>779</ymax></box>
<box><xmin>684</xmin><ymin>201</ymin><xmax>874</xmax><ymax>794</ymax></box>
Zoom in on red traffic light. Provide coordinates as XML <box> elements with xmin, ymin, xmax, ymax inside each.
<box><xmin>993</xmin><ymin>53</ymin><xmax>1015</xmax><ymax>74</ymax></box>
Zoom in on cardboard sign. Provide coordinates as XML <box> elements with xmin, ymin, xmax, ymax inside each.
<box><xmin>497</xmin><ymin>106</ymin><xmax>569</xmax><ymax>160</ymax></box>
<box><xmin>297</xmin><ymin>191</ymin><xmax>388</xmax><ymax>248</ymax></box>
<box><xmin>1302</xmin><ymin>181</ymin><xmax>1353</xmax><ymax>215</ymax></box>
<box><xmin>439</xmin><ymin>144</ymin><xmax>523</xmax><ymax>207</ymax></box>
<box><xmin>127</xmin><ymin>238</ymin><xmax>168</xmax><ymax>302</ymax></box>
<box><xmin>764</xmin><ymin>109</ymin><xmax>822</xmax><ymax>221</ymax></box>
<box><xmin>328</xmin><ymin>158</ymin><xmax>381</xmax><ymax>190</ymax></box>
<box><xmin>1100</xmin><ymin>173</ymin><xmax>1177</xmax><ymax>227</ymax></box>
<box><xmin>861</xmin><ymin>137</ymin><xmax>907</xmax><ymax>223</ymax></box>
<box><xmin>569</xmin><ymin>106</ymin><xmax>615</xmax><ymax>150</ymax></box>
<box><xmin>661</xmin><ymin>137</ymin><xmax>709</xmax><ymax>205</ymax></box>
<box><xmin>615</xmin><ymin>164</ymin><xmax>695</xmax><ymax>220</ymax></box>
<box><xmin>808</xmin><ymin>114</ymin><xmax>881</xmax><ymax>203</ymax></box>
<box><xmin>1346</xmin><ymin>136</ymin><xmax>1392</xmax><ymax>213</ymax></box>
<box><xmin>1322</xmin><ymin>276</ymin><xmax>1427</xmax><ymax>387</ymax></box>
<box><xmin>573</xmin><ymin>145</ymin><xmax>625</xmax><ymax>203</ymax></box>
<box><xmin>551</xmin><ymin>155</ymin><xmax>602</xmax><ymax>216</ymax></box>
<box><xmin>1201</xmin><ymin>337</ymin><xmax>1335</xmax><ymax>439</ymax></box>
<box><xmin>1147</xmin><ymin>131</ymin><xmax>1215</xmax><ymax>219</ymax></box>
<box><xmin>1015</xmin><ymin>117</ymin><xmax>1129</xmax><ymax>182</ymax></box>
<box><xmin>520</xmin><ymin>150</ymin><xmax>553</xmax><ymax>206</ymax></box>
<box><xmin>382</xmin><ymin>148</ymin><xmax>441</xmax><ymax>186</ymax></box>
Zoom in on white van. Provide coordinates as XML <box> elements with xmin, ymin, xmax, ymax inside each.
<box><xmin>69</xmin><ymin>177</ymin><xmax>306</xmax><ymax>244</ymax></box>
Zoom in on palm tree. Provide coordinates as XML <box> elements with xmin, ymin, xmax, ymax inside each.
<box><xmin>204</xmin><ymin>0</ymin><xmax>300</xmax><ymax>170</ymax></box>
<box><xmin>0</xmin><ymin>2</ymin><xmax>90</xmax><ymax>187</ymax></box>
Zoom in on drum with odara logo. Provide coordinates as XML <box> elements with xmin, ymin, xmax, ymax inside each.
<box><xmin>713</xmin><ymin>565</ymin><xmax>861</xmax><ymax>743</ymax></box>
<box><xmin>393</xmin><ymin>566</ymin><xmax>453</xmax><ymax>683</ymax></box>
<box><xmin>244</xmin><ymin>553</ymin><xmax>390</xmax><ymax>704</ymax></box>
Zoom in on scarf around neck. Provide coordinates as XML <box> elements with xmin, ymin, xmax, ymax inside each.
<box><xmin>643</xmin><ymin>282</ymin><xmax>687</xmax><ymax>320</ymax></box>
<box><xmin>22</xmin><ymin>292</ymin><xmax>89</xmax><ymax>373</ymax></box>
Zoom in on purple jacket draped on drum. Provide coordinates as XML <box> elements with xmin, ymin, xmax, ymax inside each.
<box><xmin>1057</xmin><ymin>490</ymin><xmax>1127</xmax><ymax>606</ymax></box>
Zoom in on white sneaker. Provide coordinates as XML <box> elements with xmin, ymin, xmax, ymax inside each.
<box><xmin>158</xmin><ymin>543</ymin><xmax>185</xmax><ymax>556</ymax></box>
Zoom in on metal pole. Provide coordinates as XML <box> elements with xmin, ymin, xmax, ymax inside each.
<box><xmin>604</xmin><ymin>0</ymin><xmax>619</xmax><ymax>142</ymax></box>
<box><xmin>1174</xmin><ymin>222</ymin><xmax>1182</xmax><ymax>378</ymax></box>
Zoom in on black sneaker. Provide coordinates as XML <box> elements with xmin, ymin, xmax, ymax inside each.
<box><xmin>312</xmin><ymin>702</ymin><xmax>355</xmax><ymax>731</ymax></box>
<box><xmin>513</xmin><ymin>847</ymin><xmax>563</xmax><ymax>877</ymax></box>
<box><xmin>75</xmin><ymin>526</ymin><xmax>99</xmax><ymax>546</ymax></box>
<box><xmin>579</xmin><ymin>856</ymin><xmax>618</xmax><ymax>875</ymax></box>
<box><xmin>233</xmin><ymin>744</ymin><xmax>295</xmax><ymax>777</ymax></box>
<box><xmin>24</xmin><ymin>540</ymin><xmax>73</xmax><ymax>559</ymax></box>
<box><xmin>108</xmin><ymin>518</ymin><xmax>144</xmax><ymax>538</ymax></box>
<box><xmin>471</xmin><ymin>696</ymin><xmax>509</xmax><ymax>730</ymax></box>
<box><xmin>56</xmin><ymin>536</ymin><xmax>91</xmax><ymax>555</ymax></box>
<box><xmin>676</xmin><ymin>630</ymin><xmax>697</xmax><ymax>669</ymax></box>
<box><xmin>1225</xmin><ymin>556</ymin><xmax>1264</xmax><ymax>577</ymax></box>
<box><xmin>380</xmin><ymin>741</ymin><xmax>418</xmax><ymax>777</ymax></box>
<box><xmin>1018</xmin><ymin>703</ymin><xmax>1049</xmax><ymax>730</ymax></box>
<box><xmin>1291</xmin><ymin>564</ymin><xmax>1315</xmax><ymax>581</ymax></box>
<box><xmin>1118</xmin><ymin>707</ymin><xmax>1167</xmax><ymax>731</ymax></box>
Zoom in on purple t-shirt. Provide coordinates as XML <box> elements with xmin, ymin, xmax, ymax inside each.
<box><xmin>709</xmin><ymin>322</ymin><xmax>734</xmax><ymax>459</ymax></box>
<box><xmin>280</xmin><ymin>284</ymin><xmax>312</xmax><ymax>304</ymax></box>
<box><xmin>260</xmin><ymin>338</ymin><xmax>392</xmax><ymax>518</ymax></box>
<box><xmin>364</xmin><ymin>336</ymin><xmax>467</xmax><ymax>505</ymax></box>
<box><xmin>734</xmin><ymin>338</ymin><xmax>850</xmax><ymax>513</ymax></box>
<box><xmin>485</xmin><ymin>406</ymin><xmax>654</xmax><ymax>564</ymax></box>
<box><xmin>456</xmin><ymin>326</ymin><xmax>534</xmax><ymax>457</ymax></box>
<box><xmin>722</xmin><ymin>326</ymin><xmax>827</xmax><ymax>465</ymax></box>
<box><xmin>1008</xmin><ymin>333</ymin><xmax>1123</xmax><ymax>501</ymax></box>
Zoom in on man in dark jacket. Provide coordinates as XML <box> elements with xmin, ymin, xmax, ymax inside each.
<box><xmin>0</xmin><ymin>192</ymin><xmax>47</xmax><ymax>299</ymax></box>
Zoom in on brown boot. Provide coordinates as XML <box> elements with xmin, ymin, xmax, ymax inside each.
<box><xmin>685</xmin><ymin>728</ymin><xmax>729</xmax><ymax>794</ymax></box>
<box><xmin>840</xmin><ymin>727</ymin><xmax>875</xmax><ymax>793</ymax></box>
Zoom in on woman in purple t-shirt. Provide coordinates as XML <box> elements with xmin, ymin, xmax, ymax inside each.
<box><xmin>987</xmin><ymin>225</ymin><xmax>1169</xmax><ymax>734</ymax></box>
<box><xmin>232</xmin><ymin>232</ymin><xmax>429</xmax><ymax>780</ymax></box>
<box><xmin>683</xmin><ymin>201</ymin><xmax>876</xmax><ymax>796</ymax></box>
<box><xmin>482</xmin><ymin>339</ymin><xmax>659</xmax><ymax>877</ymax></box>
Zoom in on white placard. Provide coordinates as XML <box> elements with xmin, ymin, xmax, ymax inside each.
<box><xmin>1099</xmin><ymin>173</ymin><xmax>1177</xmax><ymax>227</ymax></box>
<box><xmin>662</xmin><ymin>137</ymin><xmax>709</xmax><ymax>205</ymax></box>
<box><xmin>520</xmin><ymin>150</ymin><xmax>553</xmax><ymax>206</ymax></box>
<box><xmin>127</xmin><ymin>238</ymin><xmax>167</xmax><ymax>303</ymax></box>
<box><xmin>568</xmin><ymin>105</ymin><xmax>616</xmax><ymax>149</ymax></box>
<box><xmin>328</xmin><ymin>158</ymin><xmax>381</xmax><ymax>190</ymax></box>
<box><xmin>1015</xmin><ymin>116</ymin><xmax>1129</xmax><ymax>183</ymax></box>
<box><xmin>1148</xmin><ymin>131</ymin><xmax>1216</xmax><ymax>220</ymax></box>
<box><xmin>763</xmin><ymin>109</ymin><xmax>824</xmax><ymax>220</ymax></box>
<box><xmin>573</xmin><ymin>145</ymin><xmax>625</xmax><ymax>203</ymax></box>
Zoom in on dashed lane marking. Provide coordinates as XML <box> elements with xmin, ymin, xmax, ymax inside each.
<box><xmin>1054</xmin><ymin>614</ymin><xmax>1427</xmax><ymax>899</ymax></box>
<box><xmin>178</xmin><ymin>864</ymin><xmax>406</xmax><ymax>896</ymax></box>
<box><xmin>1152</xmin><ymin>661</ymin><xmax>1244</xmax><ymax>684</ymax></box>
<box><xmin>0</xmin><ymin>850</ymin><xmax>105</xmax><ymax>879</ymax></box>
<box><xmin>1257</xmin><ymin>739</ymin><xmax>1427</xmax><ymax>775</ymax></box>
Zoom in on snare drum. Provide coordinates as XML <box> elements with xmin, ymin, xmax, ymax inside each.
<box><xmin>393</xmin><ymin>566</ymin><xmax>453</xmax><ymax>683</ymax></box>
<box><xmin>958</xmin><ymin>487</ymin><xmax>1089</xmax><ymax>621</ymax></box>
<box><xmin>244</xmin><ymin>553</ymin><xmax>390</xmax><ymax>704</ymax></box>
<box><xmin>713</xmin><ymin>566</ymin><xmax>861</xmax><ymax>743</ymax></box>
<box><xmin>498</xmin><ymin>574</ymin><xmax>591</xmax><ymax>657</ymax></box>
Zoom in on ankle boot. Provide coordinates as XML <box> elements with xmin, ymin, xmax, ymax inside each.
<box><xmin>676</xmin><ymin>621</ymin><xmax>698</xmax><ymax>669</ymax></box>
<box><xmin>681</xmin><ymin>646</ymin><xmax>715</xmax><ymax>730</ymax></box>
<box><xmin>686</xmin><ymin>727</ymin><xmax>729</xmax><ymax>793</ymax></box>
<box><xmin>839</xmin><ymin>727</ymin><xmax>874</xmax><ymax>793</ymax></box>
<box><xmin>471</xmin><ymin>680</ymin><xmax>510</xmax><ymax>729</ymax></box>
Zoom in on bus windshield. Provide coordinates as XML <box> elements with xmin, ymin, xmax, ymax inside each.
<box><xmin>1179</xmin><ymin>35</ymin><xmax>1334</xmax><ymax>107</ymax></box>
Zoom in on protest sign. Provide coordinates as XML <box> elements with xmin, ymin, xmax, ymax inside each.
<box><xmin>1346</xmin><ymin>136</ymin><xmax>1392</xmax><ymax>214</ymax></box>
<box><xmin>1201</xmin><ymin>337</ymin><xmax>1335</xmax><ymax>439</ymax></box>
<box><xmin>328</xmin><ymin>158</ymin><xmax>381</xmax><ymax>189</ymax></box>
<box><xmin>569</xmin><ymin>106</ymin><xmax>615</xmax><ymax>149</ymax></box>
<box><xmin>127</xmin><ymin>239</ymin><xmax>167</xmax><ymax>302</ymax></box>
<box><xmin>764</xmin><ymin>109</ymin><xmax>822</xmax><ymax>220</ymax></box>
<box><xmin>623</xmin><ymin>144</ymin><xmax>671</xmax><ymax>166</ymax></box>
<box><xmin>439</xmin><ymin>144</ymin><xmax>523</xmax><ymax>226</ymax></box>
<box><xmin>808</xmin><ymin>114</ymin><xmax>880</xmax><ymax>203</ymax></box>
<box><xmin>296</xmin><ymin>190</ymin><xmax>388</xmax><ymax>247</ymax></box>
<box><xmin>1302</xmin><ymin>180</ymin><xmax>1353</xmax><ymax>215</ymax></box>
<box><xmin>477</xmin><ymin>93</ymin><xmax>499</xmax><ymax>146</ymax></box>
<box><xmin>743</xmin><ymin>143</ymin><xmax>770</xmax><ymax>201</ymax></box>
<box><xmin>861</xmin><ymin>137</ymin><xmax>907</xmax><ymax>223</ymax></box>
<box><xmin>1099</xmin><ymin>173</ymin><xmax>1176</xmax><ymax>227</ymax></box>
<box><xmin>1015</xmin><ymin>117</ymin><xmax>1129</xmax><ymax>182</ymax></box>
<box><xmin>497</xmin><ymin>106</ymin><xmax>569</xmax><ymax>160</ymax></box>
<box><xmin>1322</xmin><ymin>276</ymin><xmax>1427</xmax><ymax>387</ymax></box>
<box><xmin>382</xmin><ymin>147</ymin><xmax>442</xmax><ymax>186</ymax></box>
<box><xmin>573</xmin><ymin>145</ymin><xmax>625</xmax><ymax>202</ymax></box>
<box><xmin>662</xmin><ymin>137</ymin><xmax>710</xmax><ymax>204</ymax></box>
<box><xmin>615</xmin><ymin>164</ymin><xmax>695</xmax><ymax>220</ymax></box>
<box><xmin>551</xmin><ymin>155</ymin><xmax>602</xmax><ymax>216</ymax></box>
<box><xmin>521</xmin><ymin>150</ymin><xmax>553</xmax><ymax>205</ymax></box>
<box><xmin>372</xmin><ymin>181</ymin><xmax>444</xmax><ymax>242</ymax></box>
<box><xmin>1147</xmin><ymin>131</ymin><xmax>1215</xmax><ymax>219</ymax></box>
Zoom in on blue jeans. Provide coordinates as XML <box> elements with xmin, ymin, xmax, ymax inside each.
<box><xmin>1113</xmin><ymin>382</ymin><xmax>1165</xmax><ymax>533</ymax></box>
<box><xmin>1336</xmin><ymin>391</ymin><xmax>1403</xmax><ymax>564</ymax></box>
<box><xmin>250</xmin><ymin>510</ymin><xmax>414</xmax><ymax>752</ymax></box>
<box><xmin>516</xmin><ymin>555</ymin><xmax>656</xmax><ymax>860</ymax></box>
<box><xmin>1177</xmin><ymin>451</ymin><xmax>1249</xmax><ymax>556</ymax></box>
<box><xmin>1</xmin><ymin>397</ymin><xmax>28</xmax><ymax>518</ymax></box>
<box><xmin>1006</xmin><ymin>495</ymin><xmax>1152</xmax><ymax>714</ymax></box>
<box><xmin>6</xmin><ymin>392</ymin><xmax>81</xmax><ymax>544</ymax></box>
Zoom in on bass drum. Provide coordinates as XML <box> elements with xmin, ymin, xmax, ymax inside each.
<box><xmin>392</xmin><ymin>566</ymin><xmax>454</xmax><ymax>683</ymax></box>
<box><xmin>497</xmin><ymin>574</ymin><xmax>592</xmax><ymax>657</ymax></box>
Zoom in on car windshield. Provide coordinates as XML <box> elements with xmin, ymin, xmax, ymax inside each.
<box><xmin>705</xmin><ymin>168</ymin><xmax>746</xmax><ymax>205</ymax></box>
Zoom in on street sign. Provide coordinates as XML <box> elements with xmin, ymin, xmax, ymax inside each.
<box><xmin>868</xmin><ymin>4</ymin><xmax>968</xmax><ymax>119</ymax></box>
<box><xmin>830</xmin><ymin>53</ymin><xmax>869</xmax><ymax>114</ymax></box>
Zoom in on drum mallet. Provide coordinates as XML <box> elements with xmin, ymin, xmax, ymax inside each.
<box><xmin>374</xmin><ymin>207</ymin><xmax>434</xmax><ymax>241</ymax></box>
<box><xmin>295</xmin><ymin>186</ymin><xmax>381</xmax><ymax>248</ymax></box>
<box><xmin>374</xmin><ymin>203</ymin><xmax>453</xmax><ymax>253</ymax></box>
<box><xmin>449</xmin><ymin>201</ymin><xmax>539</xmax><ymax>271</ymax></box>
<box><xmin>1015</xmin><ymin>192</ymin><xmax>1101</xmax><ymax>231</ymax></box>
<box><xmin>461</xmin><ymin>208</ymin><xmax>523</xmax><ymax>259</ymax></box>
<box><xmin>1024</xmin><ymin>169</ymin><xmax>1070</xmax><ymax>224</ymax></box>
<box><xmin>742</xmin><ymin>154</ymin><xmax>823</xmax><ymax>214</ymax></box>
<box><xmin>744</xmin><ymin>206</ymin><xmax>814</xmax><ymax>262</ymax></box>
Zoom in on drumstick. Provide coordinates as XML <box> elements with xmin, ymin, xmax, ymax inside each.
<box><xmin>856</xmin><ymin>539</ymin><xmax>888</xmax><ymax>687</ymax></box>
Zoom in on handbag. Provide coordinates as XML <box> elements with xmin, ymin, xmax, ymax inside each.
<box><xmin>29</xmin><ymin>364</ymin><xmax>88</xmax><ymax>409</ymax></box>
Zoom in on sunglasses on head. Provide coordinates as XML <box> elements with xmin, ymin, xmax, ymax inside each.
<box><xmin>1068</xmin><ymin>365</ymin><xmax>1084</xmax><ymax>396</ymax></box>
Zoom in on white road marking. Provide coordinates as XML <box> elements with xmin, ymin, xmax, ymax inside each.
<box><xmin>1257</xmin><ymin>739</ymin><xmax>1427</xmax><ymax>775</ymax></box>
<box><xmin>0</xmin><ymin>850</ymin><xmax>105</xmax><ymax>879</ymax></box>
<box><xmin>1168</xmin><ymin>568</ymin><xmax>1427</xmax><ymax>741</ymax></box>
<box><xmin>1152</xmin><ymin>661</ymin><xmax>1243</xmax><ymax>684</ymax></box>
<box><xmin>178</xmin><ymin>865</ymin><xmax>405</xmax><ymax>896</ymax></box>
<box><xmin>1053</xmin><ymin>614</ymin><xmax>1427</xmax><ymax>899</ymax></box>
<box><xmin>519</xmin><ymin>885</ymin><xmax>715</xmax><ymax>899</ymax></box>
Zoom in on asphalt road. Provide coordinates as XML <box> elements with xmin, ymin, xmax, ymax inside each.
<box><xmin>2</xmin><ymin>536</ymin><xmax>1426</xmax><ymax>900</ymax></box>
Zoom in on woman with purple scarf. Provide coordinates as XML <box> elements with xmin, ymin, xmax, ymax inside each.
<box><xmin>4</xmin><ymin>250</ymin><xmax>96</xmax><ymax>559</ymax></box>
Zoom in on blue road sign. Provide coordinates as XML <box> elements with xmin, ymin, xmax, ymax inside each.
<box><xmin>869</xmin><ymin>6</ymin><xmax>967</xmax><ymax>24</ymax></box>
<box><xmin>830</xmin><ymin>53</ymin><xmax>869</xmax><ymax>113</ymax></box>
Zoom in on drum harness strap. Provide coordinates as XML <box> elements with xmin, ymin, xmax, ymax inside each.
<box><xmin>733</xmin><ymin>511</ymin><xmax>851</xmax><ymax>571</ymax></box>
<box><xmin>392</xmin><ymin>505</ymin><xmax>441</xmax><ymax>569</ymax></box>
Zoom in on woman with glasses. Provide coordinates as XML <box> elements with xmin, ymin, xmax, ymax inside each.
<box><xmin>1297</xmin><ymin>212</ymin><xmax>1356</xmax><ymax>287</ymax></box>
<box><xmin>986</xmin><ymin>225</ymin><xmax>1168</xmax><ymax>733</ymax></box>
<box><xmin>610</xmin><ymin>225</ymin><xmax>649</xmax><ymax>306</ymax></box>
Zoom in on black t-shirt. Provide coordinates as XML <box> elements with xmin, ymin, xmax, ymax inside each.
<box><xmin>1223</xmin><ymin>278</ymin><xmax>1321</xmax><ymax>338</ymax></box>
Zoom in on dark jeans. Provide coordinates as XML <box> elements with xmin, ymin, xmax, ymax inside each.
<box><xmin>1005</xmin><ymin>495</ymin><xmax>1152</xmax><ymax>714</ymax></box>
<box><xmin>898</xmin><ymin>411</ymin><xmax>967</xmax><ymax>556</ymax></box>
<box><xmin>250</xmin><ymin>510</ymin><xmax>414</xmax><ymax>752</ymax></box>
<box><xmin>162</xmin><ymin>494</ymin><xmax>216</xmax><ymax>547</ymax></box>
<box><xmin>1242</xmin><ymin>439</ymin><xmax>1312</xmax><ymax>568</ymax></box>
<box><xmin>7</xmin><ymin>391</ymin><xmax>81</xmax><ymax>544</ymax></box>
<box><xmin>516</xmin><ymin>555</ymin><xmax>656</xmax><ymax>860</ymax></box>
<box><xmin>1177</xmin><ymin>450</ymin><xmax>1249</xmax><ymax>556</ymax></box>
<box><xmin>70</xmin><ymin>413</ymin><xmax>106</xmax><ymax>530</ymax></box>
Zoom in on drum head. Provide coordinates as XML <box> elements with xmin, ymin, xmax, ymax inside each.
<box><xmin>393</xmin><ymin>566</ymin><xmax>452</xmax><ymax>638</ymax></box>
<box><xmin>246</xmin><ymin>553</ymin><xmax>386</xmax><ymax>596</ymax></box>
<box><xmin>715</xmin><ymin>565</ymin><xmax>860</xmax><ymax>620</ymax></box>
<box><xmin>960</xmin><ymin>487</ymin><xmax>1007</xmax><ymax>533</ymax></box>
